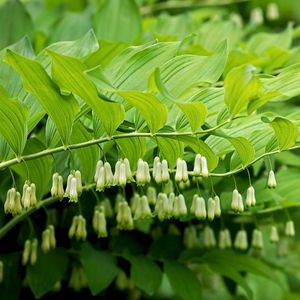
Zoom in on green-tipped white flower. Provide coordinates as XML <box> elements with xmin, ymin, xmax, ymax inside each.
<box><xmin>69</xmin><ymin>177</ymin><xmax>78</xmax><ymax>202</ymax></box>
<box><xmin>75</xmin><ymin>170</ymin><xmax>82</xmax><ymax>196</ymax></box>
<box><xmin>219</xmin><ymin>229</ymin><xmax>232</xmax><ymax>249</ymax></box>
<box><xmin>175</xmin><ymin>158</ymin><xmax>183</xmax><ymax>182</ymax></box>
<box><xmin>161</xmin><ymin>159</ymin><xmax>170</xmax><ymax>182</ymax></box>
<box><xmin>154</xmin><ymin>161</ymin><xmax>163</xmax><ymax>184</ymax></box>
<box><xmin>173</xmin><ymin>194</ymin><xmax>187</xmax><ymax>218</ymax></box>
<box><xmin>218</xmin><ymin>230</ymin><xmax>226</xmax><ymax>249</ymax></box>
<box><xmin>207</xmin><ymin>197</ymin><xmax>216</xmax><ymax>221</ymax></box>
<box><xmin>201</xmin><ymin>156</ymin><xmax>209</xmax><ymax>177</ymax></box>
<box><xmin>102</xmin><ymin>198</ymin><xmax>114</xmax><ymax>218</ymax></box>
<box><xmin>270</xmin><ymin>225</ymin><xmax>279</xmax><ymax>243</ymax></box>
<box><xmin>130</xmin><ymin>193</ymin><xmax>139</xmax><ymax>214</ymax></box>
<box><xmin>68</xmin><ymin>266</ymin><xmax>88</xmax><ymax>291</ymax></box>
<box><xmin>231</xmin><ymin>189</ymin><xmax>239</xmax><ymax>212</ymax></box>
<box><xmin>250</xmin><ymin>7</ymin><xmax>264</xmax><ymax>25</ymax></box>
<box><xmin>193</xmin><ymin>154</ymin><xmax>201</xmax><ymax>176</ymax></box>
<box><xmin>76</xmin><ymin>215</ymin><xmax>87</xmax><ymax>240</ymax></box>
<box><xmin>113</xmin><ymin>160</ymin><xmax>121</xmax><ymax>185</ymax></box>
<box><xmin>68</xmin><ymin>216</ymin><xmax>79</xmax><ymax>239</ymax></box>
<box><xmin>234</xmin><ymin>230</ymin><xmax>248</xmax><ymax>250</ymax></box>
<box><xmin>246</xmin><ymin>186</ymin><xmax>256</xmax><ymax>207</ymax></box>
<box><xmin>4</xmin><ymin>188</ymin><xmax>22</xmax><ymax>215</ymax></box>
<box><xmin>190</xmin><ymin>194</ymin><xmax>198</xmax><ymax>214</ymax></box>
<box><xmin>118</xmin><ymin>162</ymin><xmax>127</xmax><ymax>187</ymax></box>
<box><xmin>194</xmin><ymin>196</ymin><xmax>207</xmax><ymax>220</ymax></box>
<box><xmin>179</xmin><ymin>179</ymin><xmax>190</xmax><ymax>190</ymax></box>
<box><xmin>203</xmin><ymin>226</ymin><xmax>216</xmax><ymax>248</ymax></box>
<box><xmin>214</xmin><ymin>195</ymin><xmax>221</xmax><ymax>217</ymax></box>
<box><xmin>30</xmin><ymin>238</ymin><xmax>38</xmax><ymax>265</ymax></box>
<box><xmin>183</xmin><ymin>226</ymin><xmax>198</xmax><ymax>249</ymax></box>
<box><xmin>48</xmin><ymin>225</ymin><xmax>56</xmax><ymax>249</ymax></box>
<box><xmin>155</xmin><ymin>192</ymin><xmax>172</xmax><ymax>221</ymax></box>
<box><xmin>268</xmin><ymin>170</ymin><xmax>277</xmax><ymax>188</ymax></box>
<box><xmin>30</xmin><ymin>183</ymin><xmax>37</xmax><ymax>206</ymax></box>
<box><xmin>238</xmin><ymin>193</ymin><xmax>244</xmax><ymax>213</ymax></box>
<box><xmin>116</xmin><ymin>201</ymin><xmax>134</xmax><ymax>230</ymax></box>
<box><xmin>21</xmin><ymin>182</ymin><xmax>31</xmax><ymax>209</ymax></box>
<box><xmin>114</xmin><ymin>193</ymin><xmax>123</xmax><ymax>213</ymax></box>
<box><xmin>94</xmin><ymin>160</ymin><xmax>103</xmax><ymax>182</ymax></box>
<box><xmin>123</xmin><ymin>158</ymin><xmax>133</xmax><ymax>182</ymax></box>
<box><xmin>93</xmin><ymin>207</ymin><xmax>107</xmax><ymax>238</ymax></box>
<box><xmin>51</xmin><ymin>173</ymin><xmax>59</xmax><ymax>197</ymax></box>
<box><xmin>224</xmin><ymin>229</ymin><xmax>232</xmax><ymax>248</ymax></box>
<box><xmin>65</xmin><ymin>174</ymin><xmax>73</xmax><ymax>197</ymax></box>
<box><xmin>22</xmin><ymin>239</ymin><xmax>31</xmax><ymax>266</ymax></box>
<box><xmin>136</xmin><ymin>159</ymin><xmax>150</xmax><ymax>186</ymax></box>
<box><xmin>96</xmin><ymin>167</ymin><xmax>105</xmax><ymax>191</ymax></box>
<box><xmin>152</xmin><ymin>156</ymin><xmax>160</xmax><ymax>179</ymax></box>
<box><xmin>134</xmin><ymin>195</ymin><xmax>152</xmax><ymax>219</ymax></box>
<box><xmin>147</xmin><ymin>186</ymin><xmax>157</xmax><ymax>205</ymax></box>
<box><xmin>57</xmin><ymin>175</ymin><xmax>64</xmax><ymax>199</ymax></box>
<box><xmin>252</xmin><ymin>229</ymin><xmax>264</xmax><ymax>249</ymax></box>
<box><xmin>104</xmin><ymin>162</ymin><xmax>114</xmax><ymax>187</ymax></box>
<box><xmin>285</xmin><ymin>220</ymin><xmax>295</xmax><ymax>237</ymax></box>
<box><xmin>267</xmin><ymin>2</ymin><xmax>279</xmax><ymax>20</ymax></box>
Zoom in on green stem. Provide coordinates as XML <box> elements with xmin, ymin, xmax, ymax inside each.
<box><xmin>0</xmin><ymin>121</ymin><xmax>229</xmax><ymax>171</ymax></box>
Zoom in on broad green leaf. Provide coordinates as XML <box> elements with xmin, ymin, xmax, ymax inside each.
<box><xmin>247</xmin><ymin>91</ymin><xmax>281</xmax><ymax>114</ymax></box>
<box><xmin>0</xmin><ymin>96</ymin><xmax>28</xmax><ymax>155</ymax></box>
<box><xmin>227</xmin><ymin>136</ymin><xmax>255</xmax><ymax>167</ymax></box>
<box><xmin>70</xmin><ymin>122</ymin><xmax>99</xmax><ymax>183</ymax></box>
<box><xmin>0</xmin><ymin>0</ymin><xmax>33</xmax><ymax>49</ymax></box>
<box><xmin>129</xmin><ymin>256</ymin><xmax>162</xmax><ymax>295</ymax></box>
<box><xmin>93</xmin><ymin>0</ymin><xmax>142</xmax><ymax>42</ymax></box>
<box><xmin>164</xmin><ymin>260</ymin><xmax>202</xmax><ymax>300</ymax></box>
<box><xmin>11</xmin><ymin>139</ymin><xmax>53</xmax><ymax>199</ymax></box>
<box><xmin>48</xmin><ymin>51</ymin><xmax>124</xmax><ymax>136</ymax></box>
<box><xmin>0</xmin><ymin>135</ymin><xmax>11</xmax><ymax>162</ymax></box>
<box><xmin>27</xmin><ymin>248</ymin><xmax>68</xmax><ymax>299</ymax></box>
<box><xmin>159</xmin><ymin>40</ymin><xmax>227</xmax><ymax>98</ymax></box>
<box><xmin>80</xmin><ymin>242</ymin><xmax>119</xmax><ymax>295</ymax></box>
<box><xmin>224</xmin><ymin>64</ymin><xmax>263</xmax><ymax>117</ymax></box>
<box><xmin>116</xmin><ymin>137</ymin><xmax>146</xmax><ymax>170</ymax></box>
<box><xmin>269</xmin><ymin>117</ymin><xmax>298</xmax><ymax>151</ymax></box>
<box><xmin>117</xmin><ymin>90</ymin><xmax>167</xmax><ymax>133</ymax></box>
<box><xmin>177</xmin><ymin>102</ymin><xmax>207</xmax><ymax>132</ymax></box>
<box><xmin>5</xmin><ymin>50</ymin><xmax>80</xmax><ymax>145</ymax></box>
<box><xmin>156</xmin><ymin>136</ymin><xmax>184</xmax><ymax>168</ymax></box>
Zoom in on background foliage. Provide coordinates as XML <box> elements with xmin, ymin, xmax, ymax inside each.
<box><xmin>1</xmin><ymin>0</ymin><xmax>300</xmax><ymax>299</ymax></box>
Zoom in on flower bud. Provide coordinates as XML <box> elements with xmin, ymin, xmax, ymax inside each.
<box><xmin>219</xmin><ymin>229</ymin><xmax>232</xmax><ymax>249</ymax></box>
<box><xmin>96</xmin><ymin>167</ymin><xmax>105</xmax><ymax>191</ymax></box>
<box><xmin>231</xmin><ymin>189</ymin><xmax>239</xmax><ymax>212</ymax></box>
<box><xmin>113</xmin><ymin>160</ymin><xmax>121</xmax><ymax>185</ymax></box>
<box><xmin>173</xmin><ymin>194</ymin><xmax>187</xmax><ymax>218</ymax></box>
<box><xmin>161</xmin><ymin>159</ymin><xmax>170</xmax><ymax>182</ymax></box>
<box><xmin>194</xmin><ymin>196</ymin><xmax>207</xmax><ymax>220</ymax></box>
<box><xmin>154</xmin><ymin>162</ymin><xmax>162</xmax><ymax>184</ymax></box>
<box><xmin>246</xmin><ymin>186</ymin><xmax>256</xmax><ymax>207</ymax></box>
<box><xmin>268</xmin><ymin>170</ymin><xmax>277</xmax><ymax>189</ymax></box>
<box><xmin>93</xmin><ymin>208</ymin><xmax>108</xmax><ymax>238</ymax></box>
<box><xmin>104</xmin><ymin>162</ymin><xmax>114</xmax><ymax>187</ymax></box>
<box><xmin>147</xmin><ymin>186</ymin><xmax>157</xmax><ymax>205</ymax></box>
<box><xmin>203</xmin><ymin>226</ymin><xmax>216</xmax><ymax>248</ymax></box>
<box><xmin>201</xmin><ymin>156</ymin><xmax>209</xmax><ymax>177</ymax></box>
<box><xmin>51</xmin><ymin>173</ymin><xmax>59</xmax><ymax>197</ymax></box>
<box><xmin>152</xmin><ymin>156</ymin><xmax>160</xmax><ymax>179</ymax></box>
<box><xmin>252</xmin><ymin>229</ymin><xmax>263</xmax><ymax>249</ymax></box>
<box><xmin>207</xmin><ymin>197</ymin><xmax>216</xmax><ymax>221</ymax></box>
<box><xmin>193</xmin><ymin>154</ymin><xmax>201</xmax><ymax>176</ymax></box>
<box><xmin>124</xmin><ymin>158</ymin><xmax>133</xmax><ymax>182</ymax></box>
<box><xmin>49</xmin><ymin>225</ymin><xmax>56</xmax><ymax>249</ymax></box>
<box><xmin>22</xmin><ymin>184</ymin><xmax>31</xmax><ymax>209</ymax></box>
<box><xmin>118</xmin><ymin>162</ymin><xmax>127</xmax><ymax>187</ymax></box>
<box><xmin>22</xmin><ymin>239</ymin><xmax>31</xmax><ymax>265</ymax></box>
<box><xmin>136</xmin><ymin>159</ymin><xmax>146</xmax><ymax>186</ymax></box>
<box><xmin>74</xmin><ymin>170</ymin><xmax>82</xmax><ymax>195</ymax></box>
<box><xmin>41</xmin><ymin>229</ymin><xmax>51</xmax><ymax>253</ymax></box>
<box><xmin>144</xmin><ymin>161</ymin><xmax>151</xmax><ymax>183</ymax></box>
<box><xmin>68</xmin><ymin>216</ymin><xmax>79</xmax><ymax>239</ymax></box>
<box><xmin>30</xmin><ymin>238</ymin><xmax>38</xmax><ymax>265</ymax></box>
<box><xmin>285</xmin><ymin>220</ymin><xmax>295</xmax><ymax>237</ymax></box>
<box><xmin>182</xmin><ymin>160</ymin><xmax>189</xmax><ymax>182</ymax></box>
<box><xmin>183</xmin><ymin>226</ymin><xmax>198</xmax><ymax>249</ymax></box>
<box><xmin>270</xmin><ymin>225</ymin><xmax>279</xmax><ymax>243</ymax></box>
<box><xmin>94</xmin><ymin>160</ymin><xmax>103</xmax><ymax>182</ymax></box>
<box><xmin>238</xmin><ymin>193</ymin><xmax>244</xmax><ymax>213</ymax></box>
<box><xmin>30</xmin><ymin>183</ymin><xmax>37</xmax><ymax>206</ymax></box>
<box><xmin>57</xmin><ymin>175</ymin><xmax>64</xmax><ymax>199</ymax></box>
<box><xmin>214</xmin><ymin>195</ymin><xmax>221</xmax><ymax>217</ymax></box>
<box><xmin>65</xmin><ymin>174</ymin><xmax>73</xmax><ymax>197</ymax></box>
<box><xmin>76</xmin><ymin>216</ymin><xmax>87</xmax><ymax>240</ymax></box>
<box><xmin>117</xmin><ymin>201</ymin><xmax>134</xmax><ymax>230</ymax></box>
<box><xmin>234</xmin><ymin>230</ymin><xmax>248</xmax><ymax>250</ymax></box>
<box><xmin>134</xmin><ymin>196</ymin><xmax>152</xmax><ymax>219</ymax></box>
<box><xmin>175</xmin><ymin>158</ymin><xmax>183</xmax><ymax>182</ymax></box>
<box><xmin>267</xmin><ymin>2</ymin><xmax>279</xmax><ymax>21</ymax></box>
<box><xmin>69</xmin><ymin>177</ymin><xmax>78</xmax><ymax>202</ymax></box>
<box><xmin>250</xmin><ymin>7</ymin><xmax>264</xmax><ymax>25</ymax></box>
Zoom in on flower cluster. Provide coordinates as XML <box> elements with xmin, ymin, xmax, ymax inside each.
<box><xmin>92</xmin><ymin>205</ymin><xmax>107</xmax><ymax>238</ymax></box>
<box><xmin>41</xmin><ymin>225</ymin><xmax>56</xmax><ymax>253</ymax></box>
<box><xmin>68</xmin><ymin>215</ymin><xmax>87</xmax><ymax>240</ymax></box>
<box><xmin>65</xmin><ymin>170</ymin><xmax>82</xmax><ymax>202</ymax></box>
<box><xmin>22</xmin><ymin>239</ymin><xmax>38</xmax><ymax>265</ymax></box>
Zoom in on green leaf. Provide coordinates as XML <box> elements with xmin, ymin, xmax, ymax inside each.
<box><xmin>0</xmin><ymin>96</ymin><xmax>28</xmax><ymax>155</ymax></box>
<box><xmin>177</xmin><ymin>103</ymin><xmax>207</xmax><ymax>132</ymax></box>
<box><xmin>224</xmin><ymin>64</ymin><xmax>263</xmax><ymax>117</ymax></box>
<box><xmin>227</xmin><ymin>136</ymin><xmax>255</xmax><ymax>167</ymax></box>
<box><xmin>117</xmin><ymin>90</ymin><xmax>168</xmax><ymax>133</ymax></box>
<box><xmin>11</xmin><ymin>139</ymin><xmax>53</xmax><ymax>199</ymax></box>
<box><xmin>48</xmin><ymin>51</ymin><xmax>124</xmax><ymax>136</ymax></box>
<box><xmin>4</xmin><ymin>50</ymin><xmax>80</xmax><ymax>145</ymax></box>
<box><xmin>0</xmin><ymin>0</ymin><xmax>33</xmax><ymax>49</ymax></box>
<box><xmin>129</xmin><ymin>256</ymin><xmax>162</xmax><ymax>295</ymax></box>
<box><xmin>156</xmin><ymin>136</ymin><xmax>184</xmax><ymax>168</ymax></box>
<box><xmin>116</xmin><ymin>137</ymin><xmax>146</xmax><ymax>170</ymax></box>
<box><xmin>80</xmin><ymin>242</ymin><xmax>119</xmax><ymax>295</ymax></box>
<box><xmin>27</xmin><ymin>248</ymin><xmax>68</xmax><ymax>299</ymax></box>
<box><xmin>93</xmin><ymin>0</ymin><xmax>142</xmax><ymax>42</ymax></box>
<box><xmin>269</xmin><ymin>117</ymin><xmax>298</xmax><ymax>151</ymax></box>
<box><xmin>71</xmin><ymin>122</ymin><xmax>100</xmax><ymax>183</ymax></box>
<box><xmin>164</xmin><ymin>260</ymin><xmax>202</xmax><ymax>300</ymax></box>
